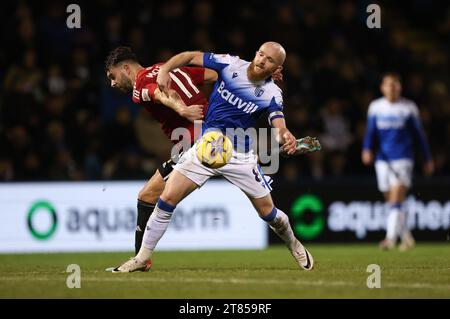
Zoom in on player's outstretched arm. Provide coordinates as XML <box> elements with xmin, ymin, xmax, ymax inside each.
<box><xmin>272</xmin><ymin>118</ymin><xmax>297</xmax><ymax>155</ymax></box>
<box><xmin>153</xmin><ymin>88</ymin><xmax>203</xmax><ymax>122</ymax></box>
<box><xmin>157</xmin><ymin>51</ymin><xmax>205</xmax><ymax>94</ymax></box>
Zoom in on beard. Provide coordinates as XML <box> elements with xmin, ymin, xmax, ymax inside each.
<box><xmin>247</xmin><ymin>61</ymin><xmax>272</xmax><ymax>82</ymax></box>
<box><xmin>116</xmin><ymin>76</ymin><xmax>133</xmax><ymax>93</ymax></box>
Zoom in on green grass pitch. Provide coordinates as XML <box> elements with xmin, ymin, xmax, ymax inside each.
<box><xmin>0</xmin><ymin>243</ymin><xmax>449</xmax><ymax>298</ymax></box>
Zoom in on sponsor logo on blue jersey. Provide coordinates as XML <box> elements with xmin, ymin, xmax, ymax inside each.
<box><xmin>217</xmin><ymin>81</ymin><xmax>259</xmax><ymax>114</ymax></box>
<box><xmin>376</xmin><ymin>115</ymin><xmax>407</xmax><ymax>129</ymax></box>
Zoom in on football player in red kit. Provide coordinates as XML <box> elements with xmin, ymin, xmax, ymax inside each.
<box><xmin>105</xmin><ymin>47</ymin><xmax>218</xmax><ymax>268</ymax></box>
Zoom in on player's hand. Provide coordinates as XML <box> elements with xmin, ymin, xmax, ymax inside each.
<box><xmin>423</xmin><ymin>160</ymin><xmax>434</xmax><ymax>177</ymax></box>
<box><xmin>361</xmin><ymin>150</ymin><xmax>373</xmax><ymax>165</ymax></box>
<box><xmin>156</xmin><ymin>67</ymin><xmax>172</xmax><ymax>95</ymax></box>
<box><xmin>272</xmin><ymin>69</ymin><xmax>283</xmax><ymax>82</ymax></box>
<box><xmin>280</xmin><ymin>131</ymin><xmax>297</xmax><ymax>155</ymax></box>
<box><xmin>181</xmin><ymin>104</ymin><xmax>204</xmax><ymax>122</ymax></box>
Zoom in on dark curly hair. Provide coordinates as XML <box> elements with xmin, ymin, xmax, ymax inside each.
<box><xmin>105</xmin><ymin>46</ymin><xmax>138</xmax><ymax>71</ymax></box>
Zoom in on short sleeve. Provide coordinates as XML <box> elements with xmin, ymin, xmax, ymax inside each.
<box><xmin>203</xmin><ymin>53</ymin><xmax>233</xmax><ymax>72</ymax></box>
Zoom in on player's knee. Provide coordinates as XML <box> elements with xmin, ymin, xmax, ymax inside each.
<box><xmin>256</xmin><ymin>202</ymin><xmax>275</xmax><ymax>217</ymax></box>
<box><xmin>159</xmin><ymin>191</ymin><xmax>178</xmax><ymax>207</ymax></box>
<box><xmin>261</xmin><ymin>205</ymin><xmax>275</xmax><ymax>217</ymax></box>
<box><xmin>259</xmin><ymin>206</ymin><xmax>279</xmax><ymax>222</ymax></box>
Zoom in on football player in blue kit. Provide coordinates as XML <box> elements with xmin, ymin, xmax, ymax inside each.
<box><xmin>112</xmin><ymin>42</ymin><xmax>316</xmax><ymax>272</ymax></box>
<box><xmin>362</xmin><ymin>73</ymin><xmax>434</xmax><ymax>251</ymax></box>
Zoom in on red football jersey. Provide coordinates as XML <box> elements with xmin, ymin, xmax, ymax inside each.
<box><xmin>132</xmin><ymin>63</ymin><xmax>208</xmax><ymax>143</ymax></box>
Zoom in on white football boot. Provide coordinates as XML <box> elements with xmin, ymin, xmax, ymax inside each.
<box><xmin>290</xmin><ymin>239</ymin><xmax>314</xmax><ymax>271</ymax></box>
<box><xmin>106</xmin><ymin>259</ymin><xmax>152</xmax><ymax>273</ymax></box>
<box><xmin>109</xmin><ymin>257</ymin><xmax>149</xmax><ymax>273</ymax></box>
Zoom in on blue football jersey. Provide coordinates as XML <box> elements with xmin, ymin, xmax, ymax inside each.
<box><xmin>363</xmin><ymin>97</ymin><xmax>431</xmax><ymax>162</ymax></box>
<box><xmin>202</xmin><ymin>53</ymin><xmax>284</xmax><ymax>151</ymax></box>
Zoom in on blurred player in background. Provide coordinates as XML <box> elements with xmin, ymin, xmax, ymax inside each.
<box><xmin>105</xmin><ymin>47</ymin><xmax>218</xmax><ymax>264</ymax></box>
<box><xmin>362</xmin><ymin>73</ymin><xmax>434</xmax><ymax>251</ymax></box>
<box><xmin>111</xmin><ymin>42</ymin><xmax>317</xmax><ymax>273</ymax></box>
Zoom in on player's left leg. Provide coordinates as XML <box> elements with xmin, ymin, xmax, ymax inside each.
<box><xmin>375</xmin><ymin>161</ymin><xmax>396</xmax><ymax>249</ymax></box>
<box><xmin>220</xmin><ymin>159</ymin><xmax>313</xmax><ymax>270</ymax></box>
<box><xmin>249</xmin><ymin>194</ymin><xmax>314</xmax><ymax>270</ymax></box>
<box><xmin>379</xmin><ymin>190</ymin><xmax>397</xmax><ymax>250</ymax></box>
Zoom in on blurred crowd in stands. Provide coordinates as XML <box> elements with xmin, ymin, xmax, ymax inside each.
<box><xmin>1</xmin><ymin>0</ymin><xmax>449</xmax><ymax>182</ymax></box>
